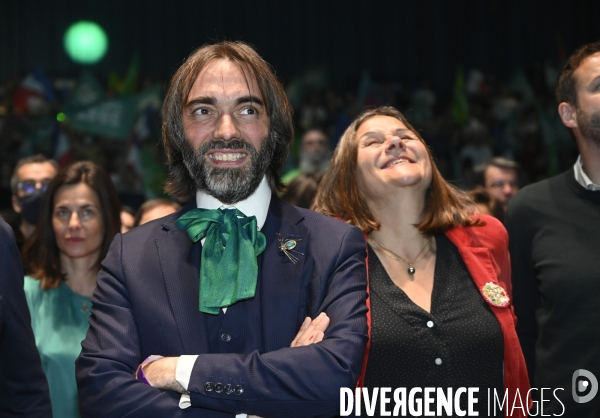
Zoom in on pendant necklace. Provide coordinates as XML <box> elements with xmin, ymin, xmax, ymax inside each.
<box><xmin>73</xmin><ymin>292</ymin><xmax>91</xmax><ymax>314</ymax></box>
<box><xmin>369</xmin><ymin>236</ymin><xmax>432</xmax><ymax>276</ymax></box>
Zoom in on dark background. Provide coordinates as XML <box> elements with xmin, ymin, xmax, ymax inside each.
<box><xmin>2</xmin><ymin>0</ymin><xmax>600</xmax><ymax>214</ymax></box>
<box><xmin>3</xmin><ymin>0</ymin><xmax>600</xmax><ymax>92</ymax></box>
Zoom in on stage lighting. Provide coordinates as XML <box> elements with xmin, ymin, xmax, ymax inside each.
<box><xmin>64</xmin><ymin>21</ymin><xmax>108</xmax><ymax>64</ymax></box>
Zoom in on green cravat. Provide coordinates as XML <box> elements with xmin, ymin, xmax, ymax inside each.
<box><xmin>176</xmin><ymin>208</ymin><xmax>266</xmax><ymax>315</ymax></box>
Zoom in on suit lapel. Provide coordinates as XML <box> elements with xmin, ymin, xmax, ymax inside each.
<box><xmin>259</xmin><ymin>197</ymin><xmax>310</xmax><ymax>351</ymax></box>
<box><xmin>156</xmin><ymin>198</ymin><xmax>310</xmax><ymax>353</ymax></box>
<box><xmin>156</xmin><ymin>206</ymin><xmax>210</xmax><ymax>354</ymax></box>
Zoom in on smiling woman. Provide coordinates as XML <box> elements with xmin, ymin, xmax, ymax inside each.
<box><xmin>21</xmin><ymin>161</ymin><xmax>121</xmax><ymax>418</ymax></box>
<box><xmin>355</xmin><ymin>115</ymin><xmax>433</xmax><ymax>202</ymax></box>
<box><xmin>313</xmin><ymin>106</ymin><xmax>530</xmax><ymax>416</ymax></box>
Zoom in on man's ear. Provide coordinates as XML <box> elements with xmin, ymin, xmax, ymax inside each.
<box><xmin>558</xmin><ymin>102</ymin><xmax>578</xmax><ymax>129</ymax></box>
<box><xmin>11</xmin><ymin>194</ymin><xmax>22</xmax><ymax>213</ymax></box>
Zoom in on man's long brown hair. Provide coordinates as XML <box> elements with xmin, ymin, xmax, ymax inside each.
<box><xmin>162</xmin><ymin>41</ymin><xmax>293</xmax><ymax>202</ymax></box>
<box><xmin>22</xmin><ymin>161</ymin><xmax>121</xmax><ymax>289</ymax></box>
<box><xmin>312</xmin><ymin>106</ymin><xmax>481</xmax><ymax>235</ymax></box>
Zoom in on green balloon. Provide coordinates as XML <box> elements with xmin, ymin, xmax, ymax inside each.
<box><xmin>64</xmin><ymin>21</ymin><xmax>108</xmax><ymax>64</ymax></box>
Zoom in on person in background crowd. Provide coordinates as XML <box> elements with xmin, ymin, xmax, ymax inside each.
<box><xmin>313</xmin><ymin>106</ymin><xmax>529</xmax><ymax>416</ymax></box>
<box><xmin>133</xmin><ymin>198</ymin><xmax>181</xmax><ymax>226</ymax></box>
<box><xmin>22</xmin><ymin>161</ymin><xmax>121</xmax><ymax>418</ymax></box>
<box><xmin>9</xmin><ymin>154</ymin><xmax>58</xmax><ymax>249</ymax></box>
<box><xmin>76</xmin><ymin>41</ymin><xmax>367</xmax><ymax>418</ymax></box>
<box><xmin>298</xmin><ymin>129</ymin><xmax>331</xmax><ymax>174</ymax></box>
<box><xmin>467</xmin><ymin>186</ymin><xmax>504</xmax><ymax>220</ymax></box>
<box><xmin>120</xmin><ymin>205</ymin><xmax>136</xmax><ymax>233</ymax></box>
<box><xmin>467</xmin><ymin>186</ymin><xmax>493</xmax><ymax>215</ymax></box>
<box><xmin>281</xmin><ymin>172</ymin><xmax>323</xmax><ymax>209</ymax></box>
<box><xmin>476</xmin><ymin>157</ymin><xmax>520</xmax><ymax>214</ymax></box>
<box><xmin>282</xmin><ymin>129</ymin><xmax>331</xmax><ymax>183</ymax></box>
<box><xmin>0</xmin><ymin>214</ymin><xmax>52</xmax><ymax>417</ymax></box>
<box><xmin>506</xmin><ymin>40</ymin><xmax>600</xmax><ymax>417</ymax></box>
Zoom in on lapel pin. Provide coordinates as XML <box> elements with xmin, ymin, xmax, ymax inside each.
<box><xmin>480</xmin><ymin>282</ymin><xmax>510</xmax><ymax>308</ymax></box>
<box><xmin>277</xmin><ymin>233</ymin><xmax>304</xmax><ymax>264</ymax></box>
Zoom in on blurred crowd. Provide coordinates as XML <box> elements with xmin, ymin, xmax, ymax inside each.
<box><xmin>3</xmin><ymin>38</ymin><xmax>599</xmax><ymax>418</ymax></box>
<box><xmin>0</xmin><ymin>59</ymin><xmax>578</xmax><ymax>220</ymax></box>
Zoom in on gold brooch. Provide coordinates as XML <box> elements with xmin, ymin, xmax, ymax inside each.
<box><xmin>277</xmin><ymin>233</ymin><xmax>304</xmax><ymax>264</ymax></box>
<box><xmin>480</xmin><ymin>282</ymin><xmax>510</xmax><ymax>308</ymax></box>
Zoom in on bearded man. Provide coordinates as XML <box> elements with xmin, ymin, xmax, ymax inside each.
<box><xmin>76</xmin><ymin>41</ymin><xmax>368</xmax><ymax>418</ymax></box>
<box><xmin>282</xmin><ymin>129</ymin><xmax>331</xmax><ymax>185</ymax></box>
<box><xmin>506</xmin><ymin>40</ymin><xmax>600</xmax><ymax>417</ymax></box>
<box><xmin>298</xmin><ymin>129</ymin><xmax>331</xmax><ymax>174</ymax></box>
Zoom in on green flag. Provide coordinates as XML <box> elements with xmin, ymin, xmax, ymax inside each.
<box><xmin>135</xmin><ymin>85</ymin><xmax>163</xmax><ymax>112</ymax></box>
<box><xmin>120</xmin><ymin>55</ymin><xmax>140</xmax><ymax>95</ymax></box>
<box><xmin>66</xmin><ymin>95</ymin><xmax>138</xmax><ymax>139</ymax></box>
<box><xmin>451</xmin><ymin>68</ymin><xmax>469</xmax><ymax>126</ymax></box>
<box><xmin>64</xmin><ymin>85</ymin><xmax>162</xmax><ymax>140</ymax></box>
<box><xmin>63</xmin><ymin>71</ymin><xmax>106</xmax><ymax>114</ymax></box>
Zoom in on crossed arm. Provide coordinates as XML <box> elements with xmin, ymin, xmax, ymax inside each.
<box><xmin>77</xmin><ymin>228</ymin><xmax>367</xmax><ymax>418</ymax></box>
<box><xmin>141</xmin><ymin>313</ymin><xmax>331</xmax><ymax>393</ymax></box>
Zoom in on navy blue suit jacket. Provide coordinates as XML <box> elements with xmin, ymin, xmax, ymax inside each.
<box><xmin>76</xmin><ymin>197</ymin><xmax>368</xmax><ymax>417</ymax></box>
<box><xmin>0</xmin><ymin>215</ymin><xmax>52</xmax><ymax>417</ymax></box>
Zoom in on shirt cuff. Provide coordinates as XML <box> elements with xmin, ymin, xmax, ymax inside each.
<box><xmin>175</xmin><ymin>355</ymin><xmax>247</xmax><ymax>418</ymax></box>
<box><xmin>176</xmin><ymin>355</ymin><xmax>198</xmax><ymax>409</ymax></box>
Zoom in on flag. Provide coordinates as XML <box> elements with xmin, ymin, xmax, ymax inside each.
<box><xmin>62</xmin><ymin>71</ymin><xmax>106</xmax><ymax>114</ymax></box>
<box><xmin>52</xmin><ymin>125</ymin><xmax>75</xmax><ymax>167</ymax></box>
<box><xmin>135</xmin><ymin>85</ymin><xmax>163</xmax><ymax>113</ymax></box>
<box><xmin>128</xmin><ymin>103</ymin><xmax>165</xmax><ymax>197</ymax></box>
<box><xmin>12</xmin><ymin>68</ymin><xmax>56</xmax><ymax>114</ymax></box>
<box><xmin>451</xmin><ymin>68</ymin><xmax>469</xmax><ymax>126</ymax></box>
<box><xmin>109</xmin><ymin>55</ymin><xmax>140</xmax><ymax>96</ymax></box>
<box><xmin>63</xmin><ymin>84</ymin><xmax>162</xmax><ymax>140</ymax></box>
<box><xmin>65</xmin><ymin>95</ymin><xmax>138</xmax><ymax>139</ymax></box>
<box><xmin>120</xmin><ymin>55</ymin><xmax>140</xmax><ymax>95</ymax></box>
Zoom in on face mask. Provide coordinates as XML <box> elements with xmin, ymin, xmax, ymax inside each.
<box><xmin>18</xmin><ymin>189</ymin><xmax>45</xmax><ymax>225</ymax></box>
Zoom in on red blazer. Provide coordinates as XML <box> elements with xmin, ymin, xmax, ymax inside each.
<box><xmin>358</xmin><ymin>215</ymin><xmax>530</xmax><ymax>418</ymax></box>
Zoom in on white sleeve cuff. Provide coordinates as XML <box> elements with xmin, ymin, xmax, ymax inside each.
<box><xmin>176</xmin><ymin>355</ymin><xmax>199</xmax><ymax>409</ymax></box>
<box><xmin>178</xmin><ymin>393</ymin><xmax>191</xmax><ymax>409</ymax></box>
<box><xmin>175</xmin><ymin>355</ymin><xmax>247</xmax><ymax>417</ymax></box>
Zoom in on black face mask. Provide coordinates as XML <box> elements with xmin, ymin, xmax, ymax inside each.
<box><xmin>18</xmin><ymin>189</ymin><xmax>45</xmax><ymax>225</ymax></box>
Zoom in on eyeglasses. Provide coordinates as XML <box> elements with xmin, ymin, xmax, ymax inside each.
<box><xmin>489</xmin><ymin>180</ymin><xmax>518</xmax><ymax>190</ymax></box>
<box><xmin>17</xmin><ymin>179</ymin><xmax>52</xmax><ymax>195</ymax></box>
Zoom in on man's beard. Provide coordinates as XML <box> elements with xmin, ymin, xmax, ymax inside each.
<box><xmin>577</xmin><ymin>108</ymin><xmax>600</xmax><ymax>147</ymax></box>
<box><xmin>181</xmin><ymin>137</ymin><xmax>273</xmax><ymax>204</ymax></box>
<box><xmin>299</xmin><ymin>149</ymin><xmax>331</xmax><ymax>174</ymax></box>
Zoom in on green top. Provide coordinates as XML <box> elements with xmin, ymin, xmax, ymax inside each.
<box><xmin>24</xmin><ymin>276</ymin><xmax>92</xmax><ymax>418</ymax></box>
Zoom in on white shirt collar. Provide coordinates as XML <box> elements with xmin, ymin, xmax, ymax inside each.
<box><xmin>195</xmin><ymin>176</ymin><xmax>271</xmax><ymax>230</ymax></box>
<box><xmin>573</xmin><ymin>155</ymin><xmax>600</xmax><ymax>191</ymax></box>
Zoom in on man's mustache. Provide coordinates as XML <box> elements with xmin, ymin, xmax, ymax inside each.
<box><xmin>198</xmin><ymin>139</ymin><xmax>256</xmax><ymax>155</ymax></box>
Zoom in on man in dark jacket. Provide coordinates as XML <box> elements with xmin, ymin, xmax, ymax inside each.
<box><xmin>0</xmin><ymin>214</ymin><xmax>52</xmax><ymax>417</ymax></box>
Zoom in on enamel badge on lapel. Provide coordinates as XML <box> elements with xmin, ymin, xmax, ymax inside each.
<box><xmin>277</xmin><ymin>233</ymin><xmax>304</xmax><ymax>264</ymax></box>
<box><xmin>480</xmin><ymin>282</ymin><xmax>510</xmax><ymax>308</ymax></box>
